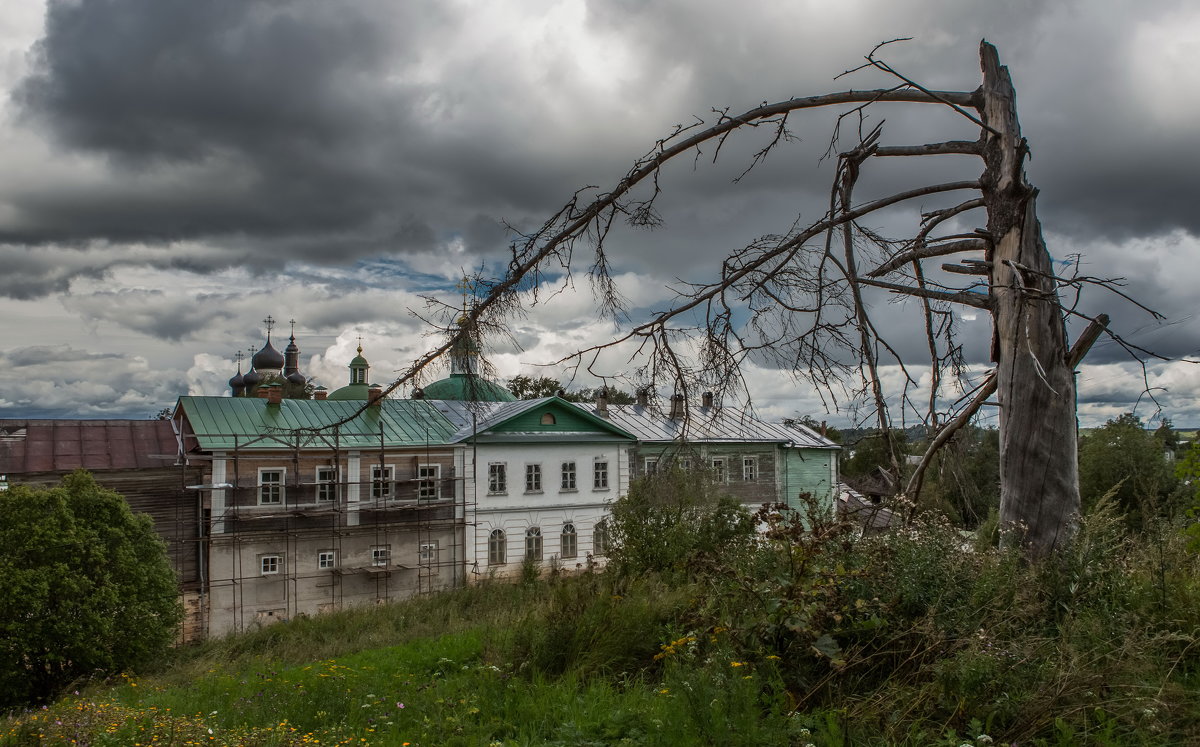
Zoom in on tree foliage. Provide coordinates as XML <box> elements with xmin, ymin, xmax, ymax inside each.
<box><xmin>1079</xmin><ymin>413</ymin><xmax>1179</xmax><ymax>529</ymax></box>
<box><xmin>507</xmin><ymin>375</ymin><xmax>636</xmax><ymax>404</ymax></box>
<box><xmin>0</xmin><ymin>471</ymin><xmax>182</xmax><ymax>708</ymax></box>
<box><xmin>606</xmin><ymin>467</ymin><xmax>754</xmax><ymax>581</ymax></box>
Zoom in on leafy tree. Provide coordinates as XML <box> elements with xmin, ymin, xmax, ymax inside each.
<box><xmin>1079</xmin><ymin>413</ymin><xmax>1179</xmax><ymax>529</ymax></box>
<box><xmin>920</xmin><ymin>425</ymin><xmax>1000</xmax><ymax>528</ymax></box>
<box><xmin>0</xmin><ymin>471</ymin><xmax>182</xmax><ymax>708</ymax></box>
<box><xmin>508</xmin><ymin>375</ymin><xmax>565</xmax><ymax>400</ymax></box>
<box><xmin>508</xmin><ymin>375</ymin><xmax>636</xmax><ymax>404</ymax></box>
<box><xmin>607</xmin><ymin>467</ymin><xmax>754</xmax><ymax>581</ymax></box>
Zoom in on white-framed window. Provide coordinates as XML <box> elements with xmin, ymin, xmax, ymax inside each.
<box><xmin>561</xmin><ymin>461</ymin><xmax>576</xmax><ymax>490</ymax></box>
<box><xmin>315</xmin><ymin>466</ymin><xmax>336</xmax><ymax>502</ymax></box>
<box><xmin>561</xmin><ymin>523</ymin><xmax>577</xmax><ymax>559</ymax></box>
<box><xmin>260</xmin><ymin>554</ymin><xmax>282</xmax><ymax>575</ymax></box>
<box><xmin>742</xmin><ymin>457</ymin><xmax>758</xmax><ymax>482</ymax></box>
<box><xmin>593</xmin><ymin>460</ymin><xmax>609</xmax><ymax>490</ymax></box>
<box><xmin>489</xmin><ymin>528</ymin><xmax>506</xmax><ymax>566</ymax></box>
<box><xmin>258</xmin><ymin>469</ymin><xmax>284</xmax><ymax>505</ymax></box>
<box><xmin>593</xmin><ymin>519</ymin><xmax>610</xmax><ymax>556</ymax></box>
<box><xmin>318</xmin><ymin>550</ymin><xmax>336</xmax><ymax>569</ymax></box>
<box><xmin>644</xmin><ymin>457</ymin><xmax>659</xmax><ymax>476</ymax></box>
<box><xmin>488</xmin><ymin>463</ymin><xmax>507</xmax><ymax>494</ymax></box>
<box><xmin>371</xmin><ymin>545</ymin><xmax>390</xmax><ymax>567</ymax></box>
<box><xmin>525</xmin><ymin>527</ymin><xmax>543</xmax><ymax>561</ymax></box>
<box><xmin>419</xmin><ymin>541</ymin><xmax>438</xmax><ymax>564</ymax></box>
<box><xmin>418</xmin><ymin>464</ymin><xmax>440</xmax><ymax>501</ymax></box>
<box><xmin>370</xmin><ymin>465</ymin><xmax>394</xmax><ymax>500</ymax></box>
<box><xmin>711</xmin><ymin>457</ymin><xmax>727</xmax><ymax>483</ymax></box>
<box><xmin>525</xmin><ymin>464</ymin><xmax>542</xmax><ymax>493</ymax></box>
<box><xmin>679</xmin><ymin>458</ymin><xmax>693</xmax><ymax>471</ymax></box>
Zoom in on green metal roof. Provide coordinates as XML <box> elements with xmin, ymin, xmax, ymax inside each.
<box><xmin>421</xmin><ymin>373</ymin><xmax>516</xmax><ymax>402</ymax></box>
<box><xmin>177</xmin><ymin>396</ymin><xmax>459</xmax><ymax>451</ymax></box>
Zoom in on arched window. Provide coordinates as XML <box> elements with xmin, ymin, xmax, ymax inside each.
<box><xmin>593</xmin><ymin>519</ymin><xmax>610</xmax><ymax>556</ymax></box>
<box><xmin>525</xmin><ymin>527</ymin><xmax>543</xmax><ymax>561</ymax></box>
<box><xmin>561</xmin><ymin>523</ymin><xmax>577</xmax><ymax>559</ymax></box>
<box><xmin>488</xmin><ymin>529</ymin><xmax>506</xmax><ymax>566</ymax></box>
<box><xmin>540</xmin><ymin>412</ymin><xmax>556</xmax><ymax>425</ymax></box>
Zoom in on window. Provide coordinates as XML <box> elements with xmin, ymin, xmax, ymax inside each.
<box><xmin>259</xmin><ymin>469</ymin><xmax>284</xmax><ymax>505</ymax></box>
<box><xmin>593</xmin><ymin>520</ymin><xmax>610</xmax><ymax>556</ymax></box>
<box><xmin>525</xmin><ymin>527</ymin><xmax>543</xmax><ymax>561</ymax></box>
<box><xmin>318</xmin><ymin>550</ymin><xmax>336</xmax><ymax>569</ymax></box>
<box><xmin>644</xmin><ymin>457</ymin><xmax>659</xmax><ymax>476</ymax></box>
<box><xmin>561</xmin><ymin>523</ymin><xmax>577</xmax><ymax>559</ymax></box>
<box><xmin>742</xmin><ymin>457</ymin><xmax>758</xmax><ymax>482</ymax></box>
<box><xmin>370</xmin><ymin>465</ymin><xmax>394</xmax><ymax>500</ymax></box>
<box><xmin>418</xmin><ymin>464</ymin><xmax>440</xmax><ymax>501</ymax></box>
<box><xmin>488</xmin><ymin>529</ymin><xmax>506</xmax><ymax>566</ymax></box>
<box><xmin>561</xmin><ymin>461</ymin><xmax>576</xmax><ymax>490</ymax></box>
<box><xmin>260</xmin><ymin>554</ymin><xmax>281</xmax><ymax>575</ymax></box>
<box><xmin>593</xmin><ymin>460</ymin><xmax>609</xmax><ymax>490</ymax></box>
<box><xmin>371</xmin><ymin>546</ymin><xmax>390</xmax><ymax>567</ymax></box>
<box><xmin>488</xmin><ymin>463</ymin><xmax>507</xmax><ymax>494</ymax></box>
<box><xmin>679</xmin><ymin>458</ymin><xmax>693</xmax><ymax>471</ymax></box>
<box><xmin>315</xmin><ymin>466</ymin><xmax>336</xmax><ymax>502</ymax></box>
<box><xmin>419</xmin><ymin>541</ymin><xmax>439</xmax><ymax>564</ymax></box>
<box><xmin>525</xmin><ymin>464</ymin><xmax>542</xmax><ymax>493</ymax></box>
<box><xmin>711</xmin><ymin>457</ymin><xmax>727</xmax><ymax>483</ymax></box>
<box><xmin>540</xmin><ymin>412</ymin><xmax>556</xmax><ymax>425</ymax></box>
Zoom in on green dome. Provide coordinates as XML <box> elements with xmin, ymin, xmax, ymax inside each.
<box><xmin>421</xmin><ymin>373</ymin><xmax>515</xmax><ymax>402</ymax></box>
<box><xmin>327</xmin><ymin>383</ymin><xmax>371</xmax><ymax>400</ymax></box>
<box><xmin>350</xmin><ymin>354</ymin><xmax>369</xmax><ymax>367</ymax></box>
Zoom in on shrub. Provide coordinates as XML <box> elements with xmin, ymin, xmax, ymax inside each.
<box><xmin>0</xmin><ymin>471</ymin><xmax>182</xmax><ymax>709</ymax></box>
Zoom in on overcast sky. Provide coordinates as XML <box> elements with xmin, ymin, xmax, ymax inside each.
<box><xmin>0</xmin><ymin>0</ymin><xmax>1197</xmax><ymax>427</ymax></box>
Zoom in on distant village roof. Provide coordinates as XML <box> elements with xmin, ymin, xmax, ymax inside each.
<box><xmin>0</xmin><ymin>420</ymin><xmax>178</xmax><ymax>474</ymax></box>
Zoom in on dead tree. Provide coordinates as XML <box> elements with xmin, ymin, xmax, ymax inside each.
<box><xmin>356</xmin><ymin>41</ymin><xmax>1151</xmax><ymax>558</ymax></box>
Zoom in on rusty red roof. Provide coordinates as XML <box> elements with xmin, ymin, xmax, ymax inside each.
<box><xmin>0</xmin><ymin>420</ymin><xmax>179</xmax><ymax>474</ymax></box>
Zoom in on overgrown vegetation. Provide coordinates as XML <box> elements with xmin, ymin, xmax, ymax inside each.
<box><xmin>0</xmin><ymin>471</ymin><xmax>181</xmax><ymax>710</ymax></box>
<box><xmin>7</xmin><ymin>468</ymin><xmax>1200</xmax><ymax>744</ymax></box>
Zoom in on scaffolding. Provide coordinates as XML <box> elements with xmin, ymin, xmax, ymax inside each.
<box><xmin>178</xmin><ymin>417</ymin><xmax>478</xmax><ymax>637</ymax></box>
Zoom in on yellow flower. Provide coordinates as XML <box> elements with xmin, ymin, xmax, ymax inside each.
<box><xmin>730</xmin><ymin>661</ymin><xmax>744</xmax><ymax>667</ymax></box>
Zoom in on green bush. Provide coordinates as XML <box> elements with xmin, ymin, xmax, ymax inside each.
<box><xmin>606</xmin><ymin>466</ymin><xmax>754</xmax><ymax>580</ymax></box>
<box><xmin>0</xmin><ymin>471</ymin><xmax>182</xmax><ymax>709</ymax></box>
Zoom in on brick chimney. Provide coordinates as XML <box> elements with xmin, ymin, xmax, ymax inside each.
<box><xmin>669</xmin><ymin>393</ymin><xmax>686</xmax><ymax>419</ymax></box>
<box><xmin>267</xmin><ymin>383</ymin><xmax>283</xmax><ymax>405</ymax></box>
<box><xmin>313</xmin><ymin>386</ymin><xmax>328</xmax><ymax>401</ymax></box>
<box><xmin>256</xmin><ymin>385</ymin><xmax>270</xmax><ymax>399</ymax></box>
<box><xmin>701</xmin><ymin>391</ymin><xmax>714</xmax><ymax>408</ymax></box>
<box><xmin>367</xmin><ymin>384</ymin><xmax>383</xmax><ymax>406</ymax></box>
<box><xmin>595</xmin><ymin>387</ymin><xmax>609</xmax><ymax>417</ymax></box>
<box><xmin>636</xmin><ymin>388</ymin><xmax>650</xmax><ymax>407</ymax></box>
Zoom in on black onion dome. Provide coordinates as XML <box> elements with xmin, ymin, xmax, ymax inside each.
<box><xmin>228</xmin><ymin>370</ymin><xmax>245</xmax><ymax>389</ymax></box>
<box><xmin>243</xmin><ymin>368</ymin><xmax>262</xmax><ymax>387</ymax></box>
<box><xmin>286</xmin><ymin>371</ymin><xmax>306</xmax><ymax>385</ymax></box>
<box><xmin>284</xmin><ymin>334</ymin><xmax>299</xmax><ymax>355</ymax></box>
<box><xmin>252</xmin><ymin>340</ymin><xmax>285</xmax><ymax>371</ymax></box>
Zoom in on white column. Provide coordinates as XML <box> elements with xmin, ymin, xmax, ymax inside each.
<box><xmin>346</xmin><ymin>451</ymin><xmax>360</xmax><ymax>526</ymax></box>
<box><xmin>211</xmin><ymin>454</ymin><xmax>227</xmax><ymax>534</ymax></box>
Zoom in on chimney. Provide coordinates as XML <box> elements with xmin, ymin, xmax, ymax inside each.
<box><xmin>255</xmin><ymin>385</ymin><xmax>270</xmax><ymax>399</ymax></box>
<box><xmin>367</xmin><ymin>384</ymin><xmax>383</xmax><ymax>406</ymax></box>
<box><xmin>313</xmin><ymin>386</ymin><xmax>328</xmax><ymax>401</ymax></box>
<box><xmin>636</xmin><ymin>388</ymin><xmax>649</xmax><ymax>407</ymax></box>
<box><xmin>820</xmin><ymin>420</ymin><xmax>828</xmax><ymax>437</ymax></box>
<box><xmin>701</xmin><ymin>391</ymin><xmax>714</xmax><ymax>408</ymax></box>
<box><xmin>669</xmin><ymin>393</ymin><xmax>686</xmax><ymax>419</ymax></box>
<box><xmin>267</xmin><ymin>383</ymin><xmax>283</xmax><ymax>405</ymax></box>
<box><xmin>595</xmin><ymin>387</ymin><xmax>609</xmax><ymax>417</ymax></box>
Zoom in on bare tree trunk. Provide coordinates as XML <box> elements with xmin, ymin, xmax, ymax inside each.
<box><xmin>980</xmin><ymin>42</ymin><xmax>1079</xmax><ymax>556</ymax></box>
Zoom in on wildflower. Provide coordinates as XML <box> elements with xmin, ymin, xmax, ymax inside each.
<box><xmin>397</xmin><ymin>702</ymin><xmax>405</xmax><ymax>709</ymax></box>
<box><xmin>730</xmin><ymin>661</ymin><xmax>744</xmax><ymax>668</ymax></box>
<box><xmin>658</xmin><ymin>688</ymin><xmax>670</xmax><ymax>695</ymax></box>
<box><xmin>766</xmin><ymin>655</ymin><xmax>781</xmax><ymax>660</ymax></box>
<box><xmin>976</xmin><ymin>736</ymin><xmax>994</xmax><ymax>745</ymax></box>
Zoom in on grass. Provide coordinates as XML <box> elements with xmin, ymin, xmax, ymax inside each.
<box><xmin>6</xmin><ymin>502</ymin><xmax>1200</xmax><ymax>745</ymax></box>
